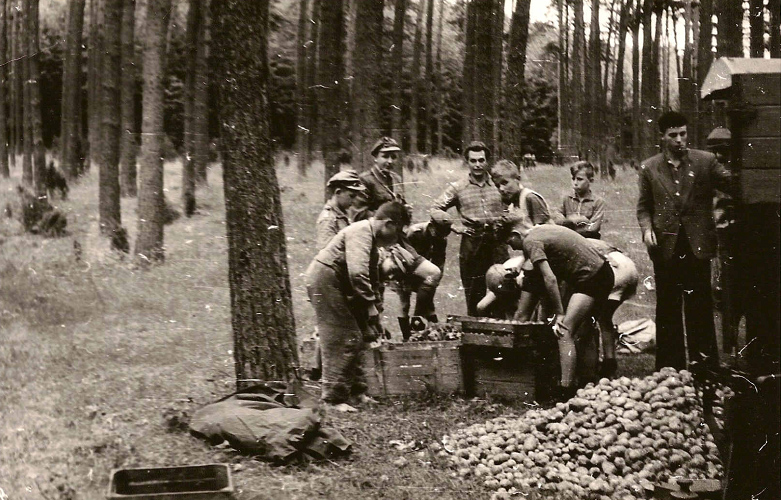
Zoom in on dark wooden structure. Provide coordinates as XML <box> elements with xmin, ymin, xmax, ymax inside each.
<box><xmin>701</xmin><ymin>58</ymin><xmax>781</xmax><ymax>374</ymax></box>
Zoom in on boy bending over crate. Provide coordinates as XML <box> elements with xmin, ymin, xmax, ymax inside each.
<box><xmin>507</xmin><ymin>225</ymin><xmax>615</xmax><ymax>400</ymax></box>
<box><xmin>305</xmin><ymin>201</ymin><xmax>410</xmax><ymax>412</ymax></box>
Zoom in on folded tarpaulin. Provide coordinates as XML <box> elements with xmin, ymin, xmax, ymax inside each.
<box><xmin>189</xmin><ymin>381</ymin><xmax>351</xmax><ymax>462</ymax></box>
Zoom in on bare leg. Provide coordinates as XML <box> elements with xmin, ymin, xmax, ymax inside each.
<box><xmin>559</xmin><ymin>293</ymin><xmax>597</xmax><ymax>387</ymax></box>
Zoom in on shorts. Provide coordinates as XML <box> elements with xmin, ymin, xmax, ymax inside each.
<box><xmin>606</xmin><ymin>251</ymin><xmax>638</xmax><ymax>302</ymax></box>
<box><xmin>522</xmin><ymin>261</ymin><xmax>614</xmax><ymax>301</ymax></box>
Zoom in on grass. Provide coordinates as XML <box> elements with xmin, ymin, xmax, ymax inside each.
<box><xmin>0</xmin><ymin>154</ymin><xmax>656</xmax><ymax>500</ymax></box>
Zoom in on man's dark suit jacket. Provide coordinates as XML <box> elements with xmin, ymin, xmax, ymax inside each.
<box><xmin>637</xmin><ymin>149</ymin><xmax>731</xmax><ymax>261</ymax></box>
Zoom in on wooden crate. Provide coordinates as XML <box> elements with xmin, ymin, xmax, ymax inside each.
<box><xmin>364</xmin><ymin>341</ymin><xmax>462</xmax><ymax>396</ymax></box>
<box><xmin>299</xmin><ymin>339</ymin><xmax>462</xmax><ymax>396</ymax></box>
<box><xmin>460</xmin><ymin>322</ymin><xmax>559</xmax><ymax>402</ymax></box>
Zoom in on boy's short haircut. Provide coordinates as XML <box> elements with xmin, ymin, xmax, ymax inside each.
<box><xmin>491</xmin><ymin>159</ymin><xmax>521</xmax><ymax>180</ymax></box>
<box><xmin>657</xmin><ymin>111</ymin><xmax>688</xmax><ymax>133</ymax></box>
<box><xmin>463</xmin><ymin>141</ymin><xmax>491</xmax><ymax>160</ymax></box>
<box><xmin>375</xmin><ymin>201</ymin><xmax>411</xmax><ymax>227</ymax></box>
<box><xmin>570</xmin><ymin>161</ymin><xmax>595</xmax><ymax>181</ymax></box>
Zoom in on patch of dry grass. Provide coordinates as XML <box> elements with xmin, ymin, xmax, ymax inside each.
<box><xmin>0</xmin><ymin>155</ymin><xmax>655</xmax><ymax>500</ymax></box>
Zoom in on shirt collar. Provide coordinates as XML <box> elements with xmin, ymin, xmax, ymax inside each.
<box><xmin>325</xmin><ymin>199</ymin><xmax>348</xmax><ymax>218</ymax></box>
<box><xmin>372</xmin><ymin>166</ymin><xmax>392</xmax><ymax>181</ymax></box>
<box><xmin>468</xmin><ymin>172</ymin><xmax>492</xmax><ymax>187</ymax></box>
<box><xmin>568</xmin><ymin>190</ymin><xmax>594</xmax><ymax>202</ymax></box>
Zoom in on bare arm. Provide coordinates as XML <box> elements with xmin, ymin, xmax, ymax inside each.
<box><xmin>537</xmin><ymin>259</ymin><xmax>564</xmax><ymax>316</ymax></box>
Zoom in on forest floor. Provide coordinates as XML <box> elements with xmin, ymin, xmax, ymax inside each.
<box><xmin>0</xmin><ymin>155</ymin><xmax>657</xmax><ymax>500</ymax></box>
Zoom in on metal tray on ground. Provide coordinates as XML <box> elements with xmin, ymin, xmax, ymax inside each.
<box><xmin>107</xmin><ymin>464</ymin><xmax>234</xmax><ymax>499</ymax></box>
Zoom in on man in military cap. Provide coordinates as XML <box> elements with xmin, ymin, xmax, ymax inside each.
<box><xmin>316</xmin><ymin>170</ymin><xmax>366</xmax><ymax>250</ymax></box>
<box><xmin>431</xmin><ymin>141</ymin><xmax>509</xmax><ymax>316</ymax></box>
<box><xmin>352</xmin><ymin>136</ymin><xmax>405</xmax><ymax>222</ymax></box>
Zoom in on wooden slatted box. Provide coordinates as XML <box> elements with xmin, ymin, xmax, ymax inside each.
<box><xmin>456</xmin><ymin>318</ymin><xmax>559</xmax><ymax>402</ymax></box>
<box><xmin>299</xmin><ymin>339</ymin><xmax>462</xmax><ymax>396</ymax></box>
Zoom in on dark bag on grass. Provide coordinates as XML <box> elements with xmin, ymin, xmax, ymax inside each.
<box><xmin>189</xmin><ymin>381</ymin><xmax>351</xmax><ymax>463</ymax></box>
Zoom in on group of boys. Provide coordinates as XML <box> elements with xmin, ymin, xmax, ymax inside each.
<box><xmin>306</xmin><ymin>110</ymin><xmax>735</xmax><ymax>409</ymax></box>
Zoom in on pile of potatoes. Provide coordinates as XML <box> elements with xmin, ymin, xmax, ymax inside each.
<box><xmin>441</xmin><ymin>368</ymin><xmax>723</xmax><ymax>500</ymax></box>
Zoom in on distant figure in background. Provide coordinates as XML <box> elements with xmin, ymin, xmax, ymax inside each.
<box><xmin>560</xmin><ymin>161</ymin><xmax>606</xmax><ymax>239</ymax></box>
<box><xmin>637</xmin><ymin>111</ymin><xmax>731</xmax><ymax>371</ymax></box>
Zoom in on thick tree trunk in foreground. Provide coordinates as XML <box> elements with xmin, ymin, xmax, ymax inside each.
<box><xmin>213</xmin><ymin>0</ymin><xmax>299</xmax><ymax>386</ymax></box>
<box><xmin>99</xmin><ymin>0</ymin><xmax>123</xmax><ymax>234</ymax></box>
<box><xmin>639</xmin><ymin>0</ymin><xmax>655</xmax><ymax>160</ymax></box>
<box><xmin>317</xmin><ymin>0</ymin><xmax>346</xmax><ymax>190</ymax></box>
<box><xmin>61</xmin><ymin>0</ymin><xmax>86</xmax><ymax>179</ymax></box>
<box><xmin>135</xmin><ymin>0</ymin><xmax>171</xmax><ymax>262</ymax></box>
<box><xmin>119</xmin><ymin>0</ymin><xmax>137</xmax><ymax>196</ymax></box>
<box><xmin>351</xmin><ymin>0</ymin><xmax>383</xmax><ymax>169</ymax></box>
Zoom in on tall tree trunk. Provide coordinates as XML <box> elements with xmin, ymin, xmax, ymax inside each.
<box><xmin>26</xmin><ymin>0</ymin><xmax>45</xmax><ymax>196</ymax></box>
<box><xmin>717</xmin><ymin>0</ymin><xmax>743</xmax><ymax>57</ymax></box>
<box><xmin>22</xmin><ymin>0</ymin><xmax>32</xmax><ymax>185</ymax></box>
<box><xmin>316</xmin><ymin>0</ymin><xmax>346</xmax><ymax>188</ymax></box>
<box><xmin>572</xmin><ymin>0</ymin><xmax>585</xmax><ymax>156</ymax></box>
<box><xmin>305</xmin><ymin>0</ymin><xmax>319</xmax><ymax>161</ymax></box>
<box><xmin>697</xmin><ymin>0</ymin><xmax>715</xmax><ymax>147</ymax></box>
<box><xmin>7</xmin><ymin>0</ymin><xmax>16</xmax><ymax>170</ymax></box>
<box><xmin>213</xmin><ymin>0</ymin><xmax>299</xmax><ymax>386</ymax></box>
<box><xmin>631</xmin><ymin>0</ymin><xmax>640</xmax><ymax>159</ymax></box>
<box><xmin>489</xmin><ymin>0</ymin><xmax>503</xmax><ymax>156</ymax></box>
<box><xmin>61</xmin><ymin>0</ymin><xmax>86</xmax><ymax>179</ymax></box>
<box><xmin>610</xmin><ymin>0</ymin><xmax>629</xmax><ymax>146</ymax></box>
<box><xmin>586</xmin><ymin>0</ymin><xmax>601</xmax><ymax>160</ymax></box>
<box><xmin>295</xmin><ymin>0</ymin><xmax>309</xmax><ymax>176</ymax></box>
<box><xmin>680</xmin><ymin>0</ymin><xmax>697</xmax><ymax>146</ymax></box>
<box><xmin>558</xmin><ymin>0</ymin><xmax>569</xmax><ymax>155</ymax></box>
<box><xmin>770</xmin><ymin>0</ymin><xmax>780</xmax><ymax>57</ymax></box>
<box><xmin>390</xmin><ymin>0</ymin><xmax>406</xmax><ymax>139</ymax></box>
<box><xmin>135</xmin><ymin>0</ymin><xmax>171</xmax><ymax>261</ymax></box>
<box><xmin>462</xmin><ymin>0</ymin><xmax>476</xmax><ymax>145</ymax></box>
<box><xmin>182</xmin><ymin>0</ymin><xmax>201</xmax><ymax>211</ymax></box>
<box><xmin>0</xmin><ymin>0</ymin><xmax>7</xmax><ymax>178</ymax></box>
<box><xmin>602</xmin><ymin>0</ymin><xmax>618</xmax><ymax>115</ymax></box>
<box><xmin>434</xmin><ymin>0</ymin><xmax>444</xmax><ymax>153</ymax></box>
<box><xmin>99</xmin><ymin>0</ymin><xmax>122</xmax><ymax>234</ymax></box>
<box><xmin>351</xmin><ymin>0</ymin><xmax>383</xmax><ymax>170</ymax></box>
<box><xmin>410</xmin><ymin>0</ymin><xmax>425</xmax><ymax>154</ymax></box>
<box><xmin>13</xmin><ymin>0</ymin><xmax>23</xmax><ymax>165</ymax></box>
<box><xmin>88</xmin><ymin>0</ymin><xmax>104</xmax><ymax>169</ymax></box>
<box><xmin>193</xmin><ymin>0</ymin><xmax>209</xmax><ymax>185</ymax></box>
<box><xmin>506</xmin><ymin>0</ymin><xmax>531</xmax><ymax>165</ymax></box>
<box><xmin>748</xmin><ymin>0</ymin><xmax>764</xmax><ymax>57</ymax></box>
<box><xmin>119</xmin><ymin>0</ymin><xmax>137</xmax><ymax>196</ymax></box>
<box><xmin>662</xmin><ymin>6</ymin><xmax>669</xmax><ymax>110</ymax></box>
<box><xmin>639</xmin><ymin>0</ymin><xmax>655</xmax><ymax>159</ymax></box>
<box><xmin>424</xmin><ymin>0</ymin><xmax>435</xmax><ymax>153</ymax></box>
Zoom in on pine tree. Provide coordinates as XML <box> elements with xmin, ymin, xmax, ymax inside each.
<box><xmin>212</xmin><ymin>0</ymin><xmax>299</xmax><ymax>386</ymax></box>
<box><xmin>60</xmin><ymin>0</ymin><xmax>86</xmax><ymax>179</ymax></box>
<box><xmin>99</xmin><ymin>0</ymin><xmax>123</xmax><ymax>234</ymax></box>
<box><xmin>135</xmin><ymin>0</ymin><xmax>172</xmax><ymax>262</ymax></box>
<box><xmin>119</xmin><ymin>0</ymin><xmax>137</xmax><ymax>196</ymax></box>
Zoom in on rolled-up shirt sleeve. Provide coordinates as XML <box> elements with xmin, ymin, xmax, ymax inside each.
<box><xmin>431</xmin><ymin>183</ymin><xmax>458</xmax><ymax>219</ymax></box>
<box><xmin>344</xmin><ymin>224</ymin><xmax>378</xmax><ymax>308</ymax></box>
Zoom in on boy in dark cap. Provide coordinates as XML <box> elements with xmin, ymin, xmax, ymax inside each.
<box><xmin>431</xmin><ymin>141</ymin><xmax>509</xmax><ymax>316</ymax></box>
<box><xmin>316</xmin><ymin>170</ymin><xmax>366</xmax><ymax>250</ymax></box>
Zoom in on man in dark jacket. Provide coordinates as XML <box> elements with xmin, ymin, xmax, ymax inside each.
<box><xmin>637</xmin><ymin>111</ymin><xmax>731</xmax><ymax>371</ymax></box>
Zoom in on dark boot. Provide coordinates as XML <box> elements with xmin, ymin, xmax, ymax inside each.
<box><xmin>398</xmin><ymin>317</ymin><xmax>411</xmax><ymax>342</ymax></box>
<box><xmin>599</xmin><ymin>358</ymin><xmax>618</xmax><ymax>379</ymax></box>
